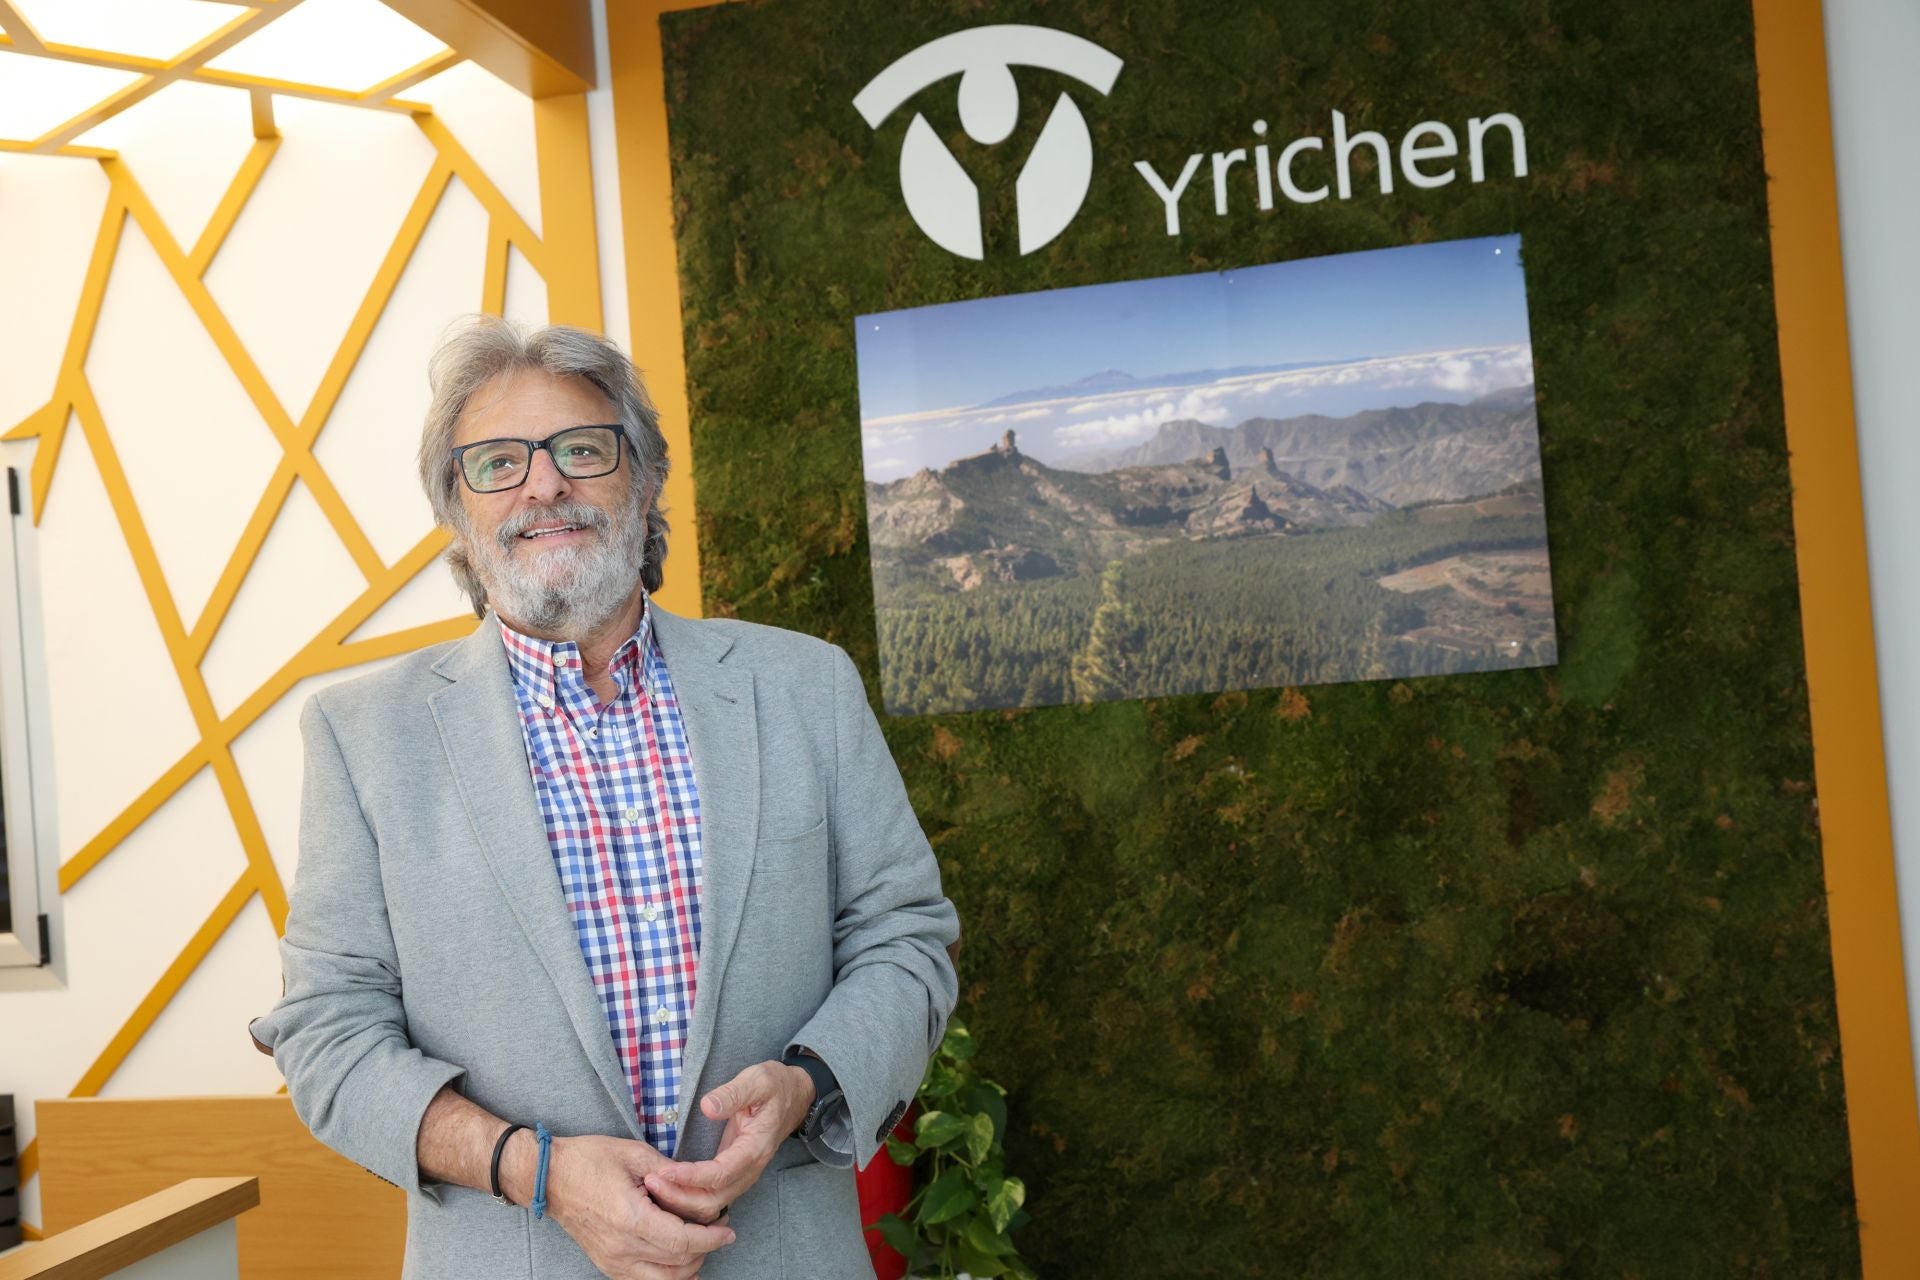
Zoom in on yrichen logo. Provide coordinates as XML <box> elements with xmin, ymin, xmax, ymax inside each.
<box><xmin>856</xmin><ymin>26</ymin><xmax>1530</xmax><ymax>260</ymax></box>
<box><xmin>853</xmin><ymin>24</ymin><xmax>1124</xmax><ymax>259</ymax></box>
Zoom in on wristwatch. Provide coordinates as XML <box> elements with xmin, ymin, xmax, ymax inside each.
<box><xmin>782</xmin><ymin>1046</ymin><xmax>844</xmax><ymax>1143</ymax></box>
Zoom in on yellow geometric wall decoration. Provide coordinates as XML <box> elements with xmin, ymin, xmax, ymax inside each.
<box><xmin>0</xmin><ymin>0</ymin><xmax>608</xmax><ymax>1240</ymax></box>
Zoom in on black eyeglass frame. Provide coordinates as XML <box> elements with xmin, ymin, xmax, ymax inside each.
<box><xmin>450</xmin><ymin>424</ymin><xmax>635</xmax><ymax>494</ymax></box>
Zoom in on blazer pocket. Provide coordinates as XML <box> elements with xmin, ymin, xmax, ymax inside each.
<box><xmin>755</xmin><ymin>811</ymin><xmax>827</xmax><ymax>875</ymax></box>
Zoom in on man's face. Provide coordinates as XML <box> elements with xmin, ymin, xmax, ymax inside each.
<box><xmin>451</xmin><ymin>366</ymin><xmax>652</xmax><ymax>635</ymax></box>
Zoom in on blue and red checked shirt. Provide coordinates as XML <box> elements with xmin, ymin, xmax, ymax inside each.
<box><xmin>498</xmin><ymin>597</ymin><xmax>703</xmax><ymax>1156</ymax></box>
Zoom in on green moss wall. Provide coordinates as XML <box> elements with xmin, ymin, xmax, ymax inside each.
<box><xmin>660</xmin><ymin>1</ymin><xmax>1858</xmax><ymax>1273</ymax></box>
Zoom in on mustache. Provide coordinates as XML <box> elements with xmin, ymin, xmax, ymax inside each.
<box><xmin>496</xmin><ymin>500</ymin><xmax>613</xmax><ymax>548</ymax></box>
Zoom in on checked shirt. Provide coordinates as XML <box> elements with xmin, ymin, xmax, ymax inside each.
<box><xmin>499</xmin><ymin>598</ymin><xmax>703</xmax><ymax>1157</ymax></box>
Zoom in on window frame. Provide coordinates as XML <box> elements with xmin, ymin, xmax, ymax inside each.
<box><xmin>0</xmin><ymin>464</ymin><xmax>58</xmax><ymax>976</ymax></box>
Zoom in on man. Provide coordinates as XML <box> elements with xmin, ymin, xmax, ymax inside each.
<box><xmin>249</xmin><ymin>317</ymin><xmax>961</xmax><ymax>1279</ymax></box>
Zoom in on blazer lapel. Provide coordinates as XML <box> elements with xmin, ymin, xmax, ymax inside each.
<box><xmin>426</xmin><ymin>615</ymin><xmax>643</xmax><ymax>1139</ymax></box>
<box><xmin>649</xmin><ymin>605</ymin><xmax>762</xmax><ymax>1131</ymax></box>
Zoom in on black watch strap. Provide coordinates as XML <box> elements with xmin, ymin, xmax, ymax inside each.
<box><xmin>781</xmin><ymin>1047</ymin><xmax>843</xmax><ymax>1140</ymax></box>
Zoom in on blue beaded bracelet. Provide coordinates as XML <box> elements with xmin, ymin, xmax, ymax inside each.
<box><xmin>531</xmin><ymin>1121</ymin><xmax>553</xmax><ymax>1220</ymax></box>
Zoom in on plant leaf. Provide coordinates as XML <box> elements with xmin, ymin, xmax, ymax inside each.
<box><xmin>967</xmin><ymin>1110</ymin><xmax>994</xmax><ymax>1166</ymax></box>
<box><xmin>986</xmin><ymin>1176</ymin><xmax>1026</xmax><ymax>1233</ymax></box>
<box><xmin>924</xmin><ymin>1062</ymin><xmax>965</xmax><ymax>1100</ymax></box>
<box><xmin>886</xmin><ymin>1136</ymin><xmax>919</xmax><ymax>1165</ymax></box>
<box><xmin>872</xmin><ymin>1212</ymin><xmax>918</xmax><ymax>1263</ymax></box>
<box><xmin>965</xmin><ymin>1213</ymin><xmax>1019</xmax><ymax>1257</ymax></box>
<box><xmin>966</xmin><ymin>1080</ymin><xmax>1009</xmax><ymax>1139</ymax></box>
<box><xmin>953</xmin><ymin>1238</ymin><xmax>1008</xmax><ymax>1277</ymax></box>
<box><xmin>942</xmin><ymin>1023</ymin><xmax>978</xmax><ymax>1061</ymax></box>
<box><xmin>919</xmin><ymin>1167</ymin><xmax>976</xmax><ymax>1227</ymax></box>
<box><xmin>916</xmin><ymin>1109</ymin><xmax>969</xmax><ymax>1150</ymax></box>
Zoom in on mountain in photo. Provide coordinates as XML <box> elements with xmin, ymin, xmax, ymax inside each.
<box><xmin>867</xmin><ymin>429</ymin><xmax>1399</xmax><ymax>593</ymax></box>
<box><xmin>1079</xmin><ymin>386</ymin><xmax>1540</xmax><ymax>505</ymax></box>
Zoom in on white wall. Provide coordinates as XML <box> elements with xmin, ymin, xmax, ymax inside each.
<box><xmin>1824</xmin><ymin>0</ymin><xmax>1920</xmax><ymax>1101</ymax></box>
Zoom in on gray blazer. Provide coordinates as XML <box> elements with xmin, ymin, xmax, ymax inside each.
<box><xmin>250</xmin><ymin>603</ymin><xmax>961</xmax><ymax>1278</ymax></box>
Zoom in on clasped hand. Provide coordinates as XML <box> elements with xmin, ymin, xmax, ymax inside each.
<box><xmin>644</xmin><ymin>1059</ymin><xmax>817</xmax><ymax>1226</ymax></box>
<box><xmin>544</xmin><ymin>1060</ymin><xmax>814</xmax><ymax>1280</ymax></box>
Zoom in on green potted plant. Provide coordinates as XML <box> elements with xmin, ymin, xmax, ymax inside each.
<box><xmin>870</xmin><ymin>1020</ymin><xmax>1036</xmax><ymax>1279</ymax></box>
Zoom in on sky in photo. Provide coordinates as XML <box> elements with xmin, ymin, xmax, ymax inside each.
<box><xmin>856</xmin><ymin>234</ymin><xmax>1538</xmax><ymax>482</ymax></box>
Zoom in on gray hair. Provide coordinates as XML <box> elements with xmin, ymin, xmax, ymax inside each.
<box><xmin>417</xmin><ymin>316</ymin><xmax>670</xmax><ymax>616</ymax></box>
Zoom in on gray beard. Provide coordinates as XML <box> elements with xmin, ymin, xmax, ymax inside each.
<box><xmin>462</xmin><ymin>486</ymin><xmax>648</xmax><ymax>637</ymax></box>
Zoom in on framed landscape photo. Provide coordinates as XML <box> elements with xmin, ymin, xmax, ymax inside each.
<box><xmin>856</xmin><ymin>235</ymin><xmax>1556</xmax><ymax>714</ymax></box>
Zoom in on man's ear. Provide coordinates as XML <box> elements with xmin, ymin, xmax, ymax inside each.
<box><xmin>635</xmin><ymin>476</ymin><xmax>661</xmax><ymax>526</ymax></box>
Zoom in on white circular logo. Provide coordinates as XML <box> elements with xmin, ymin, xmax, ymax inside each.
<box><xmin>854</xmin><ymin>24</ymin><xmax>1124</xmax><ymax>259</ymax></box>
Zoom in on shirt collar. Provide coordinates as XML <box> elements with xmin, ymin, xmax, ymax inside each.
<box><xmin>497</xmin><ymin>593</ymin><xmax>653</xmax><ymax>704</ymax></box>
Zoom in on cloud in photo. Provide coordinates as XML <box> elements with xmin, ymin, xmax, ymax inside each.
<box><xmin>1056</xmin><ymin>388</ymin><xmax>1236</xmax><ymax>448</ymax></box>
<box><xmin>857</xmin><ymin>343</ymin><xmax>1535</xmax><ymax>476</ymax></box>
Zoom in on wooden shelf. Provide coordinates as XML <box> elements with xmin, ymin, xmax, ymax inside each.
<box><xmin>0</xmin><ymin>1177</ymin><xmax>258</xmax><ymax>1280</ymax></box>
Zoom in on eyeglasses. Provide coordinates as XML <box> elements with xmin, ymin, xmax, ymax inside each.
<box><xmin>452</xmin><ymin>424</ymin><xmax>630</xmax><ymax>494</ymax></box>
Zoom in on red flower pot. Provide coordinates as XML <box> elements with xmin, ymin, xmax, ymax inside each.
<box><xmin>857</xmin><ymin>1100</ymin><xmax>918</xmax><ymax>1280</ymax></box>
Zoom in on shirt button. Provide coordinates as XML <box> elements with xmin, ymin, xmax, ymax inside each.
<box><xmin>663</xmin><ymin>1108</ymin><xmax>678</xmax><ymax>1125</ymax></box>
<box><xmin>654</xmin><ymin>1005</ymin><xmax>672</xmax><ymax>1024</ymax></box>
<box><xmin>537</xmin><ymin>695</ymin><xmax>554</xmax><ymax>709</ymax></box>
<box><xmin>642</xmin><ymin>904</ymin><xmax>660</xmax><ymax>922</ymax></box>
<box><xmin>587</xmin><ymin>726</ymin><xmax>598</xmax><ymax>738</ymax></box>
<box><xmin>624</xmin><ymin>806</ymin><xmax>640</xmax><ymax>822</ymax></box>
